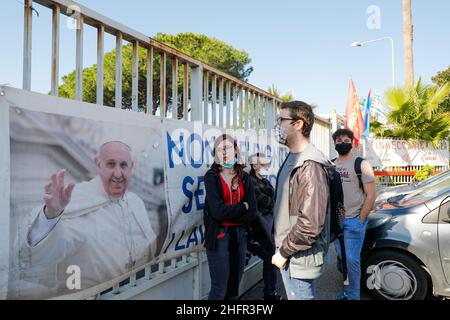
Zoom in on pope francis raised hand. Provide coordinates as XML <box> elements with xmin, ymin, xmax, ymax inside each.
<box><xmin>25</xmin><ymin>141</ymin><xmax>157</xmax><ymax>294</ymax></box>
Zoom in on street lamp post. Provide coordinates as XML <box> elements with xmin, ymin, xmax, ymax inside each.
<box><xmin>351</xmin><ymin>37</ymin><xmax>396</xmax><ymax>87</ymax></box>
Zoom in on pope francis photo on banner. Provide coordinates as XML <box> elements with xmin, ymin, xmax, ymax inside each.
<box><xmin>25</xmin><ymin>140</ymin><xmax>157</xmax><ymax>294</ymax></box>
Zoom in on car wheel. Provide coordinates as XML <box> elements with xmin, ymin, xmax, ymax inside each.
<box><xmin>363</xmin><ymin>250</ymin><xmax>429</xmax><ymax>300</ymax></box>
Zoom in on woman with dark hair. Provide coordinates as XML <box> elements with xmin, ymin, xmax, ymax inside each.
<box><xmin>204</xmin><ymin>134</ymin><xmax>257</xmax><ymax>300</ymax></box>
<box><xmin>248</xmin><ymin>153</ymin><xmax>282</xmax><ymax>300</ymax></box>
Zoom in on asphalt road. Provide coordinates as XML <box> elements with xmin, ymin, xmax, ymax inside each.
<box><xmin>240</xmin><ymin>243</ymin><xmax>371</xmax><ymax>300</ymax></box>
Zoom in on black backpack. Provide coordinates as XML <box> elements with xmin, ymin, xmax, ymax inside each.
<box><xmin>326</xmin><ymin>165</ymin><xmax>347</xmax><ymax>279</ymax></box>
<box><xmin>327</xmin><ymin>167</ymin><xmax>345</xmax><ymax>242</ymax></box>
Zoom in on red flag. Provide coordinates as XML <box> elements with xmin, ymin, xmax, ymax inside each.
<box><xmin>345</xmin><ymin>78</ymin><xmax>365</xmax><ymax>147</ymax></box>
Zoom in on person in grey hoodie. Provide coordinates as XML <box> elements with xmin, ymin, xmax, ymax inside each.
<box><xmin>271</xmin><ymin>100</ymin><xmax>332</xmax><ymax>300</ymax></box>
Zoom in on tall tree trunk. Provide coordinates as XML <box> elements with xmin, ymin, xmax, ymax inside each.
<box><xmin>403</xmin><ymin>0</ymin><xmax>414</xmax><ymax>86</ymax></box>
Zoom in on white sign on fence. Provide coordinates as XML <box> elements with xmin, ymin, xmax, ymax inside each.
<box><xmin>365</xmin><ymin>138</ymin><xmax>449</xmax><ymax>167</ymax></box>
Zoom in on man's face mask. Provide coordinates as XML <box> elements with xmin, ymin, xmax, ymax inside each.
<box><xmin>274</xmin><ymin>124</ymin><xmax>288</xmax><ymax>145</ymax></box>
<box><xmin>335</xmin><ymin>142</ymin><xmax>353</xmax><ymax>155</ymax></box>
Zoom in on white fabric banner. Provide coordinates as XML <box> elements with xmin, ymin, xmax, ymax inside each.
<box><xmin>365</xmin><ymin>138</ymin><xmax>449</xmax><ymax>167</ymax></box>
<box><xmin>160</xmin><ymin>121</ymin><xmax>287</xmax><ymax>260</ymax></box>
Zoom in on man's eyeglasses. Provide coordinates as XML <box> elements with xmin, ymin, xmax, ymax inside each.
<box><xmin>276</xmin><ymin>116</ymin><xmax>298</xmax><ymax>125</ymax></box>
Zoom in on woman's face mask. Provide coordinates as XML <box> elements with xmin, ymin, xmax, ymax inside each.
<box><xmin>219</xmin><ymin>157</ymin><xmax>237</xmax><ymax>169</ymax></box>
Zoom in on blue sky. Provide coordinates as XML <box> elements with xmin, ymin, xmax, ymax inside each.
<box><xmin>1</xmin><ymin>0</ymin><xmax>449</xmax><ymax>116</ymax></box>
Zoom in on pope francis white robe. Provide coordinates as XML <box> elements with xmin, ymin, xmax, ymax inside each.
<box><xmin>25</xmin><ymin>175</ymin><xmax>158</xmax><ymax>295</ymax></box>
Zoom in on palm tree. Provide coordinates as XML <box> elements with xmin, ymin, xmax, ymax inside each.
<box><xmin>403</xmin><ymin>0</ymin><xmax>414</xmax><ymax>85</ymax></box>
<box><xmin>378</xmin><ymin>78</ymin><xmax>450</xmax><ymax>143</ymax></box>
<box><xmin>268</xmin><ymin>84</ymin><xmax>294</xmax><ymax>102</ymax></box>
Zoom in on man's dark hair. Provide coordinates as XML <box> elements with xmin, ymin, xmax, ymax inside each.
<box><xmin>280</xmin><ymin>100</ymin><xmax>315</xmax><ymax>138</ymax></box>
<box><xmin>332</xmin><ymin>128</ymin><xmax>355</xmax><ymax>142</ymax></box>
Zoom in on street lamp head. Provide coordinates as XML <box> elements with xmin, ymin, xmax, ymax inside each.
<box><xmin>351</xmin><ymin>41</ymin><xmax>363</xmax><ymax>47</ymax></box>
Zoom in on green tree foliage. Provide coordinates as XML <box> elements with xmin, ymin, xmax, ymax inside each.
<box><xmin>414</xmin><ymin>165</ymin><xmax>436</xmax><ymax>181</ymax></box>
<box><xmin>58</xmin><ymin>33</ymin><xmax>253</xmax><ymax>116</ymax></box>
<box><xmin>154</xmin><ymin>33</ymin><xmax>253</xmax><ymax>80</ymax></box>
<box><xmin>432</xmin><ymin>65</ymin><xmax>450</xmax><ymax>113</ymax></box>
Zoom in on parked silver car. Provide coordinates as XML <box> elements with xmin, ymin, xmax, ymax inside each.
<box><xmin>362</xmin><ymin>176</ymin><xmax>450</xmax><ymax>300</ymax></box>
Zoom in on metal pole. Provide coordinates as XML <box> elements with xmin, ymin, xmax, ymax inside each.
<box><xmin>22</xmin><ymin>0</ymin><xmax>32</xmax><ymax>90</ymax></box>
<box><xmin>389</xmin><ymin>37</ymin><xmax>396</xmax><ymax>87</ymax></box>
<box><xmin>354</xmin><ymin>37</ymin><xmax>395</xmax><ymax>87</ymax></box>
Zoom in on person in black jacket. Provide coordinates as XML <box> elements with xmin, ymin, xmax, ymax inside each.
<box><xmin>248</xmin><ymin>153</ymin><xmax>283</xmax><ymax>300</ymax></box>
<box><xmin>204</xmin><ymin>134</ymin><xmax>257</xmax><ymax>300</ymax></box>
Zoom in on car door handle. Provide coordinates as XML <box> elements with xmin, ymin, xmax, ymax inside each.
<box><xmin>442</xmin><ymin>217</ymin><xmax>450</xmax><ymax>224</ymax></box>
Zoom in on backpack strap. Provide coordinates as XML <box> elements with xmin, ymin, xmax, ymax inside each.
<box><xmin>354</xmin><ymin>157</ymin><xmax>364</xmax><ymax>191</ymax></box>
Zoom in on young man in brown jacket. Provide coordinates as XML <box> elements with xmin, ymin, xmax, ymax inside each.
<box><xmin>271</xmin><ymin>101</ymin><xmax>333</xmax><ymax>300</ymax></box>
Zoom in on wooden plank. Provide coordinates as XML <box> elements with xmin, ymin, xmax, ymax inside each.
<box><xmin>146</xmin><ymin>47</ymin><xmax>153</xmax><ymax>114</ymax></box>
<box><xmin>211</xmin><ymin>75</ymin><xmax>217</xmax><ymax>126</ymax></box>
<box><xmin>131</xmin><ymin>40</ymin><xmax>139</xmax><ymax>111</ymax></box>
<box><xmin>203</xmin><ymin>71</ymin><xmax>209</xmax><ymax>124</ymax></box>
<box><xmin>255</xmin><ymin>95</ymin><xmax>260</xmax><ymax>130</ymax></box>
<box><xmin>50</xmin><ymin>5</ymin><xmax>60</xmax><ymax>96</ymax></box>
<box><xmin>239</xmin><ymin>88</ymin><xmax>243</xmax><ymax>129</ymax></box>
<box><xmin>172</xmin><ymin>58</ymin><xmax>178</xmax><ymax>119</ymax></box>
<box><xmin>226</xmin><ymin>81</ymin><xmax>231</xmax><ymax>128</ymax></box>
<box><xmin>218</xmin><ymin>78</ymin><xmax>224</xmax><ymax>128</ymax></box>
<box><xmin>115</xmin><ymin>32</ymin><xmax>123</xmax><ymax>108</ymax></box>
<box><xmin>183</xmin><ymin>63</ymin><xmax>189</xmax><ymax>120</ymax></box>
<box><xmin>96</xmin><ymin>24</ymin><xmax>104</xmax><ymax>105</ymax></box>
<box><xmin>75</xmin><ymin>15</ymin><xmax>84</xmax><ymax>101</ymax></box>
<box><xmin>233</xmin><ymin>86</ymin><xmax>237</xmax><ymax>129</ymax></box>
<box><xmin>160</xmin><ymin>52</ymin><xmax>167</xmax><ymax>116</ymax></box>
<box><xmin>249</xmin><ymin>92</ymin><xmax>255</xmax><ymax>128</ymax></box>
<box><xmin>244</xmin><ymin>90</ymin><xmax>249</xmax><ymax>130</ymax></box>
<box><xmin>190</xmin><ymin>66</ymin><xmax>203</xmax><ymax>121</ymax></box>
